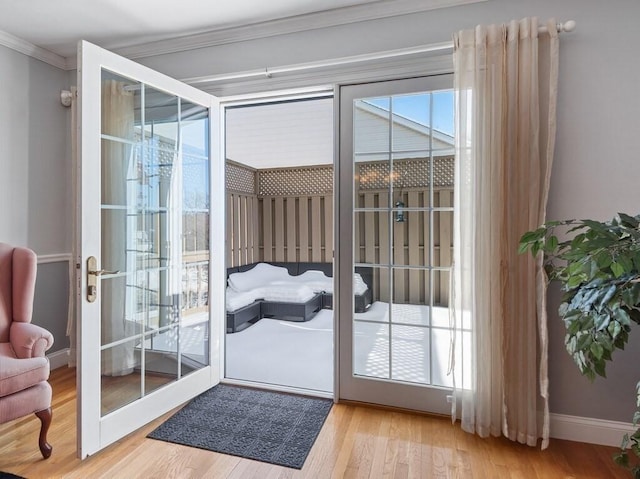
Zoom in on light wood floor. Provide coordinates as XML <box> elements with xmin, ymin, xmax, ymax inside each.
<box><xmin>0</xmin><ymin>366</ymin><xmax>628</xmax><ymax>478</ymax></box>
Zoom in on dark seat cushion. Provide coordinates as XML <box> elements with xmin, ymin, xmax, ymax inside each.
<box><xmin>298</xmin><ymin>262</ymin><xmax>333</xmax><ymax>277</ymax></box>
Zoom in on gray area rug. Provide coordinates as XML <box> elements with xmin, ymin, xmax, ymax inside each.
<box><xmin>147</xmin><ymin>384</ymin><xmax>332</xmax><ymax>469</ymax></box>
<box><xmin>0</xmin><ymin>473</ymin><xmax>26</xmax><ymax>479</ymax></box>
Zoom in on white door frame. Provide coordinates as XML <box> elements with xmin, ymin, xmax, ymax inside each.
<box><xmin>218</xmin><ymin>86</ymin><xmax>336</xmax><ymax>400</ymax></box>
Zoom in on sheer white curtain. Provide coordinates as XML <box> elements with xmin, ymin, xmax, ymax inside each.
<box><xmin>452</xmin><ymin>17</ymin><xmax>559</xmax><ymax>448</ymax></box>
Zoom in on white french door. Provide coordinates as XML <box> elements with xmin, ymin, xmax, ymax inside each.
<box><xmin>337</xmin><ymin>75</ymin><xmax>457</xmax><ymax>414</ymax></box>
<box><xmin>77</xmin><ymin>41</ymin><xmax>224</xmax><ymax>458</ymax></box>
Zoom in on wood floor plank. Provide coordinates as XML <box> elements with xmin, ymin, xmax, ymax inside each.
<box><xmin>330</xmin><ymin>405</ymin><xmax>363</xmax><ymax>478</ymax></box>
<box><xmin>0</xmin><ymin>367</ymin><xmax>632</xmax><ymax>478</ymax></box>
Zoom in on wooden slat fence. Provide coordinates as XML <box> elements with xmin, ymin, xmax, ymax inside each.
<box><xmin>227</xmin><ymin>192</ymin><xmax>259</xmax><ymax>267</ymax></box>
<box><xmin>259</xmin><ymin>195</ymin><xmax>333</xmax><ymax>263</ymax></box>
<box><xmin>355</xmin><ymin>187</ymin><xmax>453</xmax><ymax>306</ymax></box>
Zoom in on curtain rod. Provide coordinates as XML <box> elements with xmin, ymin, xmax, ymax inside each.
<box><xmin>182</xmin><ymin>20</ymin><xmax>576</xmax><ymax>86</ymax></box>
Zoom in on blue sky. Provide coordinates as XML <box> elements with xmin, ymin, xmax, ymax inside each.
<box><xmin>368</xmin><ymin>90</ymin><xmax>454</xmax><ymax>137</ymax></box>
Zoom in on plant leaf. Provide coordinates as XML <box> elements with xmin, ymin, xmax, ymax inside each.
<box><xmin>517</xmin><ymin>242</ymin><xmax>531</xmax><ymax>255</ymax></box>
<box><xmin>618</xmin><ymin>254</ymin><xmax>635</xmax><ymax>273</ymax></box>
<box><xmin>520</xmin><ymin>229</ymin><xmax>546</xmax><ymax>244</ymax></box>
<box><xmin>594</xmin><ymin>359</ymin><xmax>607</xmax><ymax>378</ymax></box>
<box><xmin>614</xmin><ymin>450</ymin><xmax>629</xmax><ymax>467</ymax></box>
<box><xmin>590</xmin><ymin>342</ymin><xmax>604</xmax><ymax>360</ymax></box>
<box><xmin>618</xmin><ymin>213</ymin><xmax>640</xmax><ymax>228</ymax></box>
<box><xmin>614</xmin><ymin>307</ymin><xmax>632</xmax><ymax>327</ymax></box>
<box><xmin>595</xmin><ymin>250</ymin><xmax>613</xmax><ymax>268</ymax></box>
<box><xmin>546</xmin><ymin>235</ymin><xmax>559</xmax><ymax>252</ymax></box>
<box><xmin>608</xmin><ymin>320</ymin><xmax>622</xmax><ymax>339</ymax></box>
<box><xmin>612</xmin><ymin>262</ymin><xmax>625</xmax><ymax>278</ymax></box>
<box><xmin>594</xmin><ymin>314</ymin><xmax>610</xmax><ymax>332</ymax></box>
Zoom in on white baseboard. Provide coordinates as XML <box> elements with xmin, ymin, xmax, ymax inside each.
<box><xmin>47</xmin><ymin>347</ymin><xmax>70</xmax><ymax>370</ymax></box>
<box><xmin>550</xmin><ymin>413</ymin><xmax>636</xmax><ymax>447</ymax></box>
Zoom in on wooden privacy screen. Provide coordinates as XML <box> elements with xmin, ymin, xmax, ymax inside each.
<box><xmin>354</xmin><ymin>188</ymin><xmax>453</xmax><ymax>306</ymax></box>
<box><xmin>226</xmin><ymin>160</ymin><xmax>454</xmax><ymax>306</ymax></box>
<box><xmin>260</xmin><ymin>194</ymin><xmax>333</xmax><ymax>263</ymax></box>
<box><xmin>227</xmin><ymin>164</ymin><xmax>334</xmax><ymax>266</ymax></box>
<box><xmin>226</xmin><ymin>161</ymin><xmax>260</xmax><ymax>267</ymax></box>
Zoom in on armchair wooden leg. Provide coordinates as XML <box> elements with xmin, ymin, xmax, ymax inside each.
<box><xmin>35</xmin><ymin>407</ymin><xmax>52</xmax><ymax>459</ymax></box>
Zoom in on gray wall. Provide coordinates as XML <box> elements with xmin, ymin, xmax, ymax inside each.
<box><xmin>34</xmin><ymin>262</ymin><xmax>71</xmax><ymax>351</ymax></box>
<box><xmin>3</xmin><ymin>0</ymin><xmax>639</xmax><ymax>421</ymax></box>
<box><xmin>137</xmin><ymin>0</ymin><xmax>640</xmax><ymax>423</ymax></box>
<box><xmin>0</xmin><ymin>44</ymin><xmax>71</xmax><ymax>352</ymax></box>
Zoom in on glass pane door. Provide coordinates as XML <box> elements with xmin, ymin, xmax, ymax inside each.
<box><xmin>338</xmin><ymin>75</ymin><xmax>455</xmax><ymax>413</ymax></box>
<box><xmin>99</xmin><ymin>71</ymin><xmax>211</xmax><ymax>415</ymax></box>
<box><xmin>78</xmin><ymin>41</ymin><xmax>223</xmax><ymax>458</ymax></box>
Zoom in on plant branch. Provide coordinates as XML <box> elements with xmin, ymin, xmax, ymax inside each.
<box><xmin>520</xmin><ymin>213</ymin><xmax>640</xmax><ymax>476</ymax></box>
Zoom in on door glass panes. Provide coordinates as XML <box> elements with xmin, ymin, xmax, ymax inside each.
<box><xmin>352</xmin><ymin>89</ymin><xmax>455</xmax><ymax>387</ymax></box>
<box><xmin>99</xmin><ymin>68</ymin><xmax>210</xmax><ymax>416</ymax></box>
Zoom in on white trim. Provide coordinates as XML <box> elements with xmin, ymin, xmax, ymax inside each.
<box><xmin>220</xmin><ymin>86</ymin><xmax>333</xmax><ymax>107</ymax></box>
<box><xmin>37</xmin><ymin>253</ymin><xmax>73</xmax><ymax>264</ymax></box>
<box><xmin>204</xmin><ymin>54</ymin><xmax>454</xmax><ymax>97</ymax></box>
<box><xmin>185</xmin><ymin>42</ymin><xmax>454</xmax><ymax>86</ymax></box>
<box><xmin>550</xmin><ymin>413</ymin><xmax>636</xmax><ymax>447</ymax></box>
<box><xmin>110</xmin><ymin>0</ymin><xmax>485</xmax><ymax>62</ymax></box>
<box><xmin>0</xmin><ymin>29</ymin><xmax>67</xmax><ymax>70</ymax></box>
<box><xmin>47</xmin><ymin>348</ymin><xmax>70</xmax><ymax>370</ymax></box>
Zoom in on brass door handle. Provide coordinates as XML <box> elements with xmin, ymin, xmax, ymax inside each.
<box><xmin>88</xmin><ymin>268</ymin><xmax>120</xmax><ymax>276</ymax></box>
<box><xmin>86</xmin><ymin>256</ymin><xmax>121</xmax><ymax>302</ymax></box>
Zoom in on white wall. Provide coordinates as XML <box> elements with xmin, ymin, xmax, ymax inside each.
<box><xmin>136</xmin><ymin>0</ymin><xmax>640</xmax><ymax>423</ymax></box>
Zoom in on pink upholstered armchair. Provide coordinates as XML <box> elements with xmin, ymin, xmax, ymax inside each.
<box><xmin>0</xmin><ymin>243</ymin><xmax>54</xmax><ymax>458</ymax></box>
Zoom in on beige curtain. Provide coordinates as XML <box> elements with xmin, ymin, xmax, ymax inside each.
<box><xmin>67</xmin><ymin>87</ymin><xmax>78</xmax><ymax>368</ymax></box>
<box><xmin>452</xmin><ymin>17</ymin><xmax>559</xmax><ymax>448</ymax></box>
<box><xmin>100</xmin><ymin>80</ymin><xmax>136</xmax><ymax>376</ymax></box>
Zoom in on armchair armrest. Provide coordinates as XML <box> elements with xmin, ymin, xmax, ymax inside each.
<box><xmin>10</xmin><ymin>322</ymin><xmax>54</xmax><ymax>359</ymax></box>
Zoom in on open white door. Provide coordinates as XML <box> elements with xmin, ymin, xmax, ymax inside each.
<box><xmin>77</xmin><ymin>41</ymin><xmax>223</xmax><ymax>458</ymax></box>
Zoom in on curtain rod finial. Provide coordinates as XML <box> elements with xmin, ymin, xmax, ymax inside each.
<box><xmin>560</xmin><ymin>20</ymin><xmax>576</xmax><ymax>33</ymax></box>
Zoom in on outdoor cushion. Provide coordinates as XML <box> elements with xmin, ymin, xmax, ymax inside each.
<box><xmin>228</xmin><ymin>263</ymin><xmax>291</xmax><ymax>292</ymax></box>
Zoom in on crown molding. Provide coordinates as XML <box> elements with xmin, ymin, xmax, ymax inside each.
<box><xmin>0</xmin><ymin>29</ymin><xmax>67</xmax><ymax>70</ymax></box>
<box><xmin>15</xmin><ymin>0</ymin><xmax>484</xmax><ymax>71</ymax></box>
<box><xmin>111</xmin><ymin>0</ymin><xmax>485</xmax><ymax>61</ymax></box>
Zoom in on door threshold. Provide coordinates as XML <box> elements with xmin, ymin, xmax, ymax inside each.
<box><xmin>222</xmin><ymin>377</ymin><xmax>334</xmax><ymax>400</ymax></box>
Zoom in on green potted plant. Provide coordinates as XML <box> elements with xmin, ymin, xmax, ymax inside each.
<box><xmin>519</xmin><ymin>213</ymin><xmax>640</xmax><ymax>477</ymax></box>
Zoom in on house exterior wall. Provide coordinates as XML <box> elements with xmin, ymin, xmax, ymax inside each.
<box><xmin>354</xmin><ymin>105</ymin><xmax>453</xmax><ymax>160</ymax></box>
